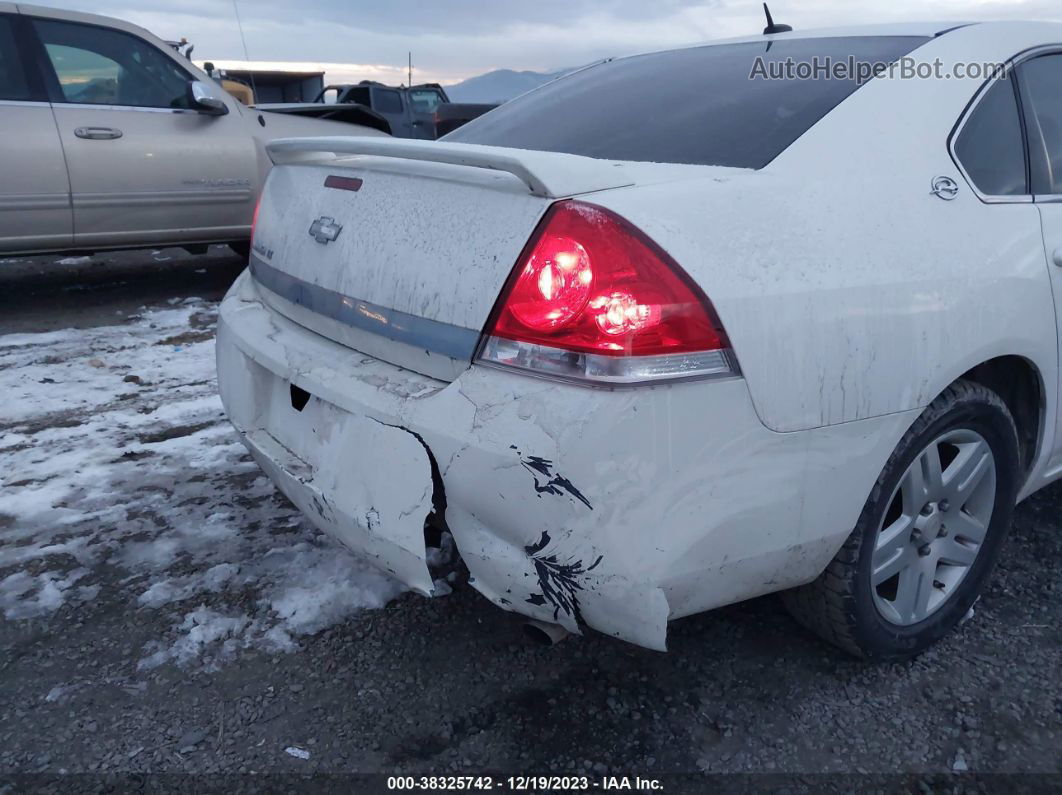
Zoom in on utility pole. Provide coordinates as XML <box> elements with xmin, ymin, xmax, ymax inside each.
<box><xmin>408</xmin><ymin>51</ymin><xmax>412</xmax><ymax>87</ymax></box>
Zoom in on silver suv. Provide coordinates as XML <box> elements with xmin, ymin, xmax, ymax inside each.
<box><xmin>0</xmin><ymin>3</ymin><xmax>385</xmax><ymax>257</ymax></box>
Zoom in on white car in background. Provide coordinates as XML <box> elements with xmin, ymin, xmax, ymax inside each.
<box><xmin>218</xmin><ymin>21</ymin><xmax>1062</xmax><ymax>660</ymax></box>
<box><xmin>0</xmin><ymin>4</ymin><xmax>385</xmax><ymax>258</ymax></box>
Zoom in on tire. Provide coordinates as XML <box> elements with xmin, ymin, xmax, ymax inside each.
<box><xmin>781</xmin><ymin>379</ymin><xmax>1020</xmax><ymax>661</ymax></box>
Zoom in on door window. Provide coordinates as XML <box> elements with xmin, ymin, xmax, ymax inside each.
<box><xmin>373</xmin><ymin>88</ymin><xmax>403</xmax><ymax>115</ymax></box>
<box><xmin>340</xmin><ymin>86</ymin><xmax>371</xmax><ymax>105</ymax></box>
<box><xmin>1019</xmin><ymin>54</ymin><xmax>1062</xmax><ymax>195</ymax></box>
<box><xmin>953</xmin><ymin>76</ymin><xmax>1028</xmax><ymax>197</ymax></box>
<box><xmin>33</xmin><ymin>19</ymin><xmax>191</xmax><ymax>109</ymax></box>
<box><xmin>0</xmin><ymin>17</ymin><xmax>35</xmax><ymax>101</ymax></box>
<box><xmin>408</xmin><ymin>89</ymin><xmax>443</xmax><ymax>113</ymax></box>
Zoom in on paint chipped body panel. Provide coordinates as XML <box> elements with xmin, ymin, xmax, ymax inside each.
<box><xmin>219</xmin><ymin>272</ymin><xmax>919</xmax><ymax>649</ymax></box>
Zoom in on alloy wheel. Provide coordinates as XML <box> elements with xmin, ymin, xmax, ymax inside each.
<box><xmin>871</xmin><ymin>428</ymin><xmax>996</xmax><ymax>626</ymax></box>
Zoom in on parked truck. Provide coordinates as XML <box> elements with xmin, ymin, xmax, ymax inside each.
<box><xmin>259</xmin><ymin>81</ymin><xmax>497</xmax><ymax>140</ymax></box>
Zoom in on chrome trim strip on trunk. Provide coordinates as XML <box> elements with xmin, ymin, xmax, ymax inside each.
<box><xmin>249</xmin><ymin>255</ymin><xmax>481</xmax><ymax>361</ymax></box>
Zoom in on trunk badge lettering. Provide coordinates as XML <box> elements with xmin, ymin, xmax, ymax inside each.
<box><xmin>309</xmin><ymin>216</ymin><xmax>343</xmax><ymax>244</ymax></box>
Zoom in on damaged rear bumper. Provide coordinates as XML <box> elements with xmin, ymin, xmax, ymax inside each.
<box><xmin>217</xmin><ymin>270</ymin><xmax>919</xmax><ymax>651</ymax></box>
<box><xmin>235</xmin><ymin>417</ymin><xmax>439</xmax><ymax>597</ymax></box>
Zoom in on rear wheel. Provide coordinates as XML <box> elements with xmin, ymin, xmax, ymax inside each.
<box><xmin>782</xmin><ymin>380</ymin><xmax>1020</xmax><ymax>660</ymax></box>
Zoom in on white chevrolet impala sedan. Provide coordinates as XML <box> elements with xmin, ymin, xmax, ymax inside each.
<box><xmin>217</xmin><ymin>21</ymin><xmax>1062</xmax><ymax>659</ymax></box>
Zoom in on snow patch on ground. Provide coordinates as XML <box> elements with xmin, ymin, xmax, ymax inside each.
<box><xmin>0</xmin><ymin>301</ymin><xmax>405</xmax><ymax>667</ymax></box>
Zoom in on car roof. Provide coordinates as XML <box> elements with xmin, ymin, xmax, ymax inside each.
<box><xmin>593</xmin><ymin>20</ymin><xmax>1062</xmax><ymax>67</ymax></box>
<box><xmin>703</xmin><ymin>21</ymin><xmax>976</xmax><ymax>46</ymax></box>
<box><xmin>15</xmin><ymin>3</ymin><xmax>157</xmax><ymax>40</ymax></box>
<box><xmin>678</xmin><ymin>19</ymin><xmax>1062</xmax><ymax>48</ymax></box>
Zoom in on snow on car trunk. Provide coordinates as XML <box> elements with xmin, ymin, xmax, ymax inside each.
<box><xmin>0</xmin><ymin>300</ymin><xmax>406</xmax><ymax>670</ymax></box>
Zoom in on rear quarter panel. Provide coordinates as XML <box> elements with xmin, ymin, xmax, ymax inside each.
<box><xmin>591</xmin><ymin>25</ymin><xmax>1058</xmax><ymax>459</ymax></box>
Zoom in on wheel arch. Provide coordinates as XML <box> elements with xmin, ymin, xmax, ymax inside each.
<box><xmin>951</xmin><ymin>355</ymin><xmax>1046</xmax><ymax>482</ymax></box>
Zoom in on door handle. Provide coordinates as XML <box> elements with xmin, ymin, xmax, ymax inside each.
<box><xmin>1054</xmin><ymin>247</ymin><xmax>1062</xmax><ymax>268</ymax></box>
<box><xmin>74</xmin><ymin>127</ymin><xmax>123</xmax><ymax>140</ymax></box>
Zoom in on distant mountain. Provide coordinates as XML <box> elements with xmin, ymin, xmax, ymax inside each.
<box><xmin>445</xmin><ymin>68</ymin><xmax>569</xmax><ymax>104</ymax></box>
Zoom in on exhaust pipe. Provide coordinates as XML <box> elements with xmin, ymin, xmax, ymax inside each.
<box><xmin>523</xmin><ymin>619</ymin><xmax>570</xmax><ymax>646</ymax></box>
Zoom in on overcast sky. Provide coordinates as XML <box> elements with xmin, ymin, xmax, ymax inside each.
<box><xmin>43</xmin><ymin>0</ymin><xmax>1062</xmax><ymax>84</ymax></box>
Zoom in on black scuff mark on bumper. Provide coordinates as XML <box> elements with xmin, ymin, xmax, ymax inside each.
<box><xmin>524</xmin><ymin>530</ymin><xmax>603</xmax><ymax>623</ymax></box>
<box><xmin>309</xmin><ymin>493</ymin><xmax>335</xmax><ymax>523</ymax></box>
<box><xmin>511</xmin><ymin>447</ymin><xmax>593</xmax><ymax>510</ymax></box>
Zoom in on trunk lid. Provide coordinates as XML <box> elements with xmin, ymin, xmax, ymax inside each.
<box><xmin>250</xmin><ymin>138</ymin><xmax>744</xmax><ymax>381</ymax></box>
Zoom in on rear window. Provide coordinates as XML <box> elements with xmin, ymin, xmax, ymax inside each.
<box><xmin>447</xmin><ymin>36</ymin><xmax>927</xmax><ymax>169</ymax></box>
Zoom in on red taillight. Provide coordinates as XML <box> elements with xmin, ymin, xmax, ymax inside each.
<box><xmin>478</xmin><ymin>200</ymin><xmax>736</xmax><ymax>385</ymax></box>
<box><xmin>506</xmin><ymin>233</ymin><xmax>592</xmax><ymax>332</ymax></box>
<box><xmin>250</xmin><ymin>195</ymin><xmax>261</xmax><ymax>246</ymax></box>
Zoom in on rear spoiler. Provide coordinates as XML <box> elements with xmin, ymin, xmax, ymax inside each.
<box><xmin>265</xmin><ymin>137</ymin><xmax>636</xmax><ymax>199</ymax></box>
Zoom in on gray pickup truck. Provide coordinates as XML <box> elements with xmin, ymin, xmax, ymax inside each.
<box><xmin>304</xmin><ymin>82</ymin><xmax>497</xmax><ymax>140</ymax></box>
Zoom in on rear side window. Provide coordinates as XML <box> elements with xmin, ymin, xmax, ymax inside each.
<box><xmin>34</xmin><ymin>18</ymin><xmax>191</xmax><ymax>108</ymax></box>
<box><xmin>1019</xmin><ymin>54</ymin><xmax>1062</xmax><ymax>195</ymax></box>
<box><xmin>953</xmin><ymin>77</ymin><xmax>1028</xmax><ymax>196</ymax></box>
<box><xmin>447</xmin><ymin>36</ymin><xmax>927</xmax><ymax>169</ymax></box>
<box><xmin>373</xmin><ymin>88</ymin><xmax>403</xmax><ymax>115</ymax></box>
<box><xmin>341</xmin><ymin>86</ymin><xmax>371</xmax><ymax>105</ymax></box>
<box><xmin>0</xmin><ymin>17</ymin><xmax>35</xmax><ymax>101</ymax></box>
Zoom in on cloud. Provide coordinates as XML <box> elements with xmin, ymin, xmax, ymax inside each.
<box><xmin>196</xmin><ymin>59</ymin><xmax>469</xmax><ymax>87</ymax></box>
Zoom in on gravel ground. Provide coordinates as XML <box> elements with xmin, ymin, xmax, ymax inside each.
<box><xmin>0</xmin><ymin>251</ymin><xmax>1059</xmax><ymax>791</ymax></box>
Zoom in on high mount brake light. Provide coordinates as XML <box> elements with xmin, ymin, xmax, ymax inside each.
<box><xmin>477</xmin><ymin>200</ymin><xmax>738</xmax><ymax>385</ymax></box>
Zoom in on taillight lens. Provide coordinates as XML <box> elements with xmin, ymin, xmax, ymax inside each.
<box><xmin>249</xmin><ymin>194</ymin><xmax>261</xmax><ymax>247</ymax></box>
<box><xmin>477</xmin><ymin>200</ymin><xmax>738</xmax><ymax>385</ymax></box>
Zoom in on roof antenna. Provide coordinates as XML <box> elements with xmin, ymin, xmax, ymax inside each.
<box><xmin>763</xmin><ymin>3</ymin><xmax>793</xmax><ymax>35</ymax></box>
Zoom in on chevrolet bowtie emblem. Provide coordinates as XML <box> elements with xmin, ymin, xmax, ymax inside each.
<box><xmin>308</xmin><ymin>216</ymin><xmax>342</xmax><ymax>244</ymax></box>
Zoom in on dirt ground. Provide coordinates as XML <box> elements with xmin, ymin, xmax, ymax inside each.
<box><xmin>0</xmin><ymin>250</ymin><xmax>1059</xmax><ymax>793</ymax></box>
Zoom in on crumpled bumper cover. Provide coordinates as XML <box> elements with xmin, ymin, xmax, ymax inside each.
<box><xmin>455</xmin><ymin>520</ymin><xmax>670</xmax><ymax>648</ymax></box>
<box><xmin>216</xmin><ymin>272</ymin><xmax>673</xmax><ymax>648</ymax></box>
<box><xmin>236</xmin><ymin>418</ymin><xmax>438</xmax><ymax>597</ymax></box>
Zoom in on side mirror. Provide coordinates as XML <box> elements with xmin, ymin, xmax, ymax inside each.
<box><xmin>188</xmin><ymin>80</ymin><xmax>228</xmax><ymax>116</ymax></box>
